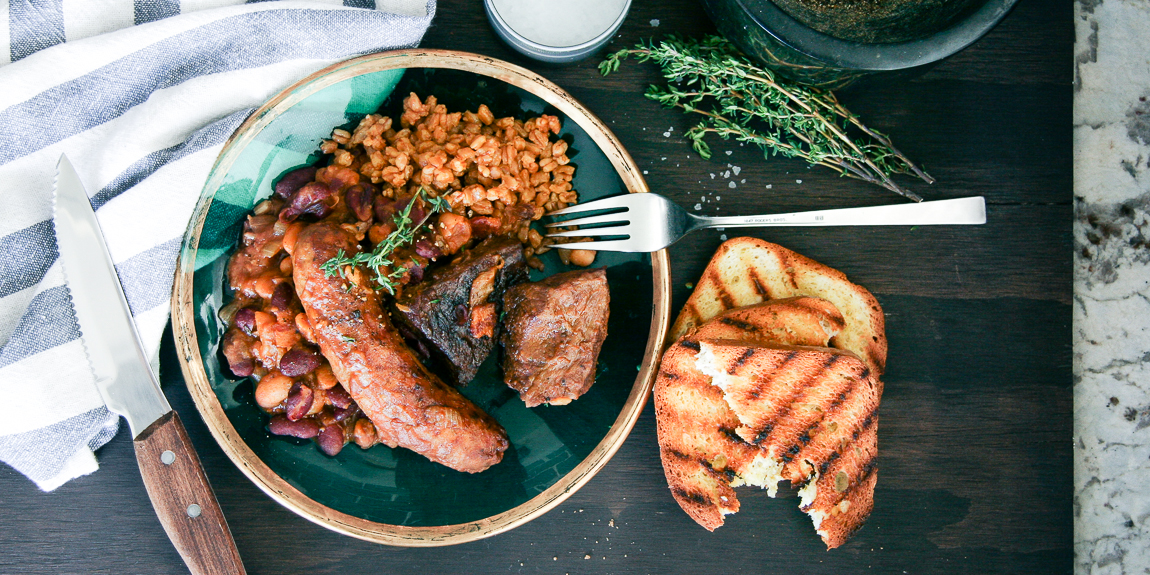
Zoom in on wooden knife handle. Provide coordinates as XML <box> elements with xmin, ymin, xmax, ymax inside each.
<box><xmin>134</xmin><ymin>411</ymin><xmax>246</xmax><ymax>575</ymax></box>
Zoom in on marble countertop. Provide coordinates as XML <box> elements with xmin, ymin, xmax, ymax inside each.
<box><xmin>1074</xmin><ymin>0</ymin><xmax>1150</xmax><ymax>573</ymax></box>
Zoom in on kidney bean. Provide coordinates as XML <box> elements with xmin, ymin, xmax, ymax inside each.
<box><xmin>279</xmin><ymin>182</ymin><xmax>335</xmax><ymax>222</ymax></box>
<box><xmin>373</xmin><ymin>196</ymin><xmax>398</xmax><ymax>223</ymax></box>
<box><xmin>285</xmin><ymin>382</ymin><xmax>314</xmax><ymax>421</ymax></box>
<box><xmin>268</xmin><ymin>415</ymin><xmax>319</xmax><ymax>439</ymax></box>
<box><xmin>229</xmin><ymin>358</ymin><xmax>254</xmax><ymax>378</ymax></box>
<box><xmin>454</xmin><ymin>303</ymin><xmax>469</xmax><ymax>326</ymax></box>
<box><xmin>469</xmin><ymin>216</ymin><xmax>500</xmax><ymax>239</ymax></box>
<box><xmin>346</xmin><ymin>182</ymin><xmax>376</xmax><ymax>222</ymax></box>
<box><xmin>414</xmin><ymin>239</ymin><xmax>440</xmax><ymax>259</ymax></box>
<box><xmin>326</xmin><ymin>384</ymin><xmax>352</xmax><ymax>409</ymax></box>
<box><xmin>270</xmin><ymin>282</ymin><xmax>294</xmax><ymax>310</ymax></box>
<box><xmin>279</xmin><ymin>347</ymin><xmax>320</xmax><ymax>377</ymax></box>
<box><xmin>274</xmin><ymin>166</ymin><xmax>318</xmax><ymax>198</ymax></box>
<box><xmin>333</xmin><ymin>404</ymin><xmax>359</xmax><ymax>422</ymax></box>
<box><xmin>316</xmin><ymin>424</ymin><xmax>346</xmax><ymax>456</ymax></box>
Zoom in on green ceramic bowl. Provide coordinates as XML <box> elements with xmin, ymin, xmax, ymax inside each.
<box><xmin>171</xmin><ymin>50</ymin><xmax>670</xmax><ymax>546</ymax></box>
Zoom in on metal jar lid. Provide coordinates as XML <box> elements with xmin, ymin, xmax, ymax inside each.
<box><xmin>485</xmin><ymin>0</ymin><xmax>632</xmax><ymax>64</ymax></box>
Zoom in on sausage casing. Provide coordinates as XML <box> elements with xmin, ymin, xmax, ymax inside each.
<box><xmin>292</xmin><ymin>222</ymin><xmax>508</xmax><ymax>473</ymax></box>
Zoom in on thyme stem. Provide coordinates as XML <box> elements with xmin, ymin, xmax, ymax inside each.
<box><xmin>600</xmin><ymin>35</ymin><xmax>932</xmax><ymax>201</ymax></box>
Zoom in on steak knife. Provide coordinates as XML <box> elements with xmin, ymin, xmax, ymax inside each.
<box><xmin>53</xmin><ymin>154</ymin><xmax>246</xmax><ymax>575</ymax></box>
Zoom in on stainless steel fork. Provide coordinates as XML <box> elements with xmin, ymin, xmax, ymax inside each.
<box><xmin>545</xmin><ymin>194</ymin><xmax>986</xmax><ymax>252</ymax></box>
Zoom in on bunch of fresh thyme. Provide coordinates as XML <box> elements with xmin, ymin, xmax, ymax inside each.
<box><xmin>600</xmin><ymin>35</ymin><xmax>933</xmax><ymax>201</ymax></box>
<box><xmin>320</xmin><ymin>187</ymin><xmax>451</xmax><ymax>294</ymax></box>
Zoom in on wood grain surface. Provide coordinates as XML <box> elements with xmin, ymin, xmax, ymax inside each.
<box><xmin>0</xmin><ymin>0</ymin><xmax>1072</xmax><ymax>573</ymax></box>
<box><xmin>133</xmin><ymin>412</ymin><xmax>245</xmax><ymax>575</ymax></box>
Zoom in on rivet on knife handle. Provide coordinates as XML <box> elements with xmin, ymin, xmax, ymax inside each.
<box><xmin>134</xmin><ymin>411</ymin><xmax>246</xmax><ymax>575</ymax></box>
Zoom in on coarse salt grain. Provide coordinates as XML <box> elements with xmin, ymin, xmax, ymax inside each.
<box><xmin>694</xmin><ymin>203</ymin><xmax>702</xmax><ymax>210</ymax></box>
<box><xmin>720</xmin><ymin>233</ymin><xmax>727</xmax><ymax>240</ymax></box>
<box><xmin>725</xmin><ymin>150</ymin><xmax>732</xmax><ymax>155</ymax></box>
<box><xmin>650</xmin><ymin>18</ymin><xmax>660</xmax><ymax>26</ymax></box>
<box><xmin>728</xmin><ymin>181</ymin><xmax>736</xmax><ymax>188</ymax></box>
<box><xmin>766</xmin><ymin>184</ymin><xmax>773</xmax><ymax>189</ymax></box>
<box><xmin>732</xmin><ymin>166</ymin><xmax>741</xmax><ymax>175</ymax></box>
<box><xmin>797</xmin><ymin>179</ymin><xmax>803</xmax><ymax>184</ymax></box>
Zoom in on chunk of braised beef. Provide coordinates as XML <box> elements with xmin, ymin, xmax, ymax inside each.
<box><xmin>274</xmin><ymin>166</ymin><xmax>318</xmax><ymax>198</ymax></box>
<box><xmin>389</xmin><ymin>235</ymin><xmax>528</xmax><ymax>385</ymax></box>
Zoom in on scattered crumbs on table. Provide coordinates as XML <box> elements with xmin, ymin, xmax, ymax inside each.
<box><xmin>740</xmin><ymin>179</ymin><xmax>746</xmax><ymax>183</ymax></box>
<box><xmin>663</xmin><ymin>130</ymin><xmax>671</xmax><ymax>137</ymax></box>
<box><xmin>732</xmin><ymin>166</ymin><xmax>741</xmax><ymax>175</ymax></box>
<box><xmin>694</xmin><ymin>203</ymin><xmax>702</xmax><ymax>210</ymax></box>
<box><xmin>554</xmin><ymin>557</ymin><xmax>557</xmax><ymax>561</ymax></box>
<box><xmin>796</xmin><ymin>179</ymin><xmax>803</xmax><ymax>184</ymax></box>
<box><xmin>661</xmin><ymin>157</ymin><xmax>666</xmax><ymax>160</ymax></box>
<box><xmin>725</xmin><ymin>150</ymin><xmax>732</xmax><ymax>155</ymax></box>
<box><xmin>585</xmin><ymin>555</ymin><xmax>591</xmax><ymax>560</ymax></box>
<box><xmin>715</xmin><ymin>196</ymin><xmax>720</xmax><ymax>200</ymax></box>
<box><xmin>766</xmin><ymin>184</ymin><xmax>773</xmax><ymax>189</ymax></box>
<box><xmin>728</xmin><ymin>181</ymin><xmax>736</xmax><ymax>188</ymax></box>
<box><xmin>722</xmin><ymin>170</ymin><xmax>730</xmax><ymax>178</ymax></box>
<box><xmin>709</xmin><ymin>173</ymin><xmax>715</xmax><ymax>179</ymax></box>
<box><xmin>609</xmin><ymin>519</ymin><xmax>615</xmax><ymax>527</ymax></box>
<box><xmin>643</xmin><ymin>170</ymin><xmax>648</xmax><ymax>174</ymax></box>
<box><xmin>650</xmin><ymin>18</ymin><xmax>660</xmax><ymax>26</ymax></box>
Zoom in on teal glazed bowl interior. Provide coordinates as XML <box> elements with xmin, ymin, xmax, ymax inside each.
<box><xmin>172</xmin><ymin>51</ymin><xmax>670</xmax><ymax>546</ymax></box>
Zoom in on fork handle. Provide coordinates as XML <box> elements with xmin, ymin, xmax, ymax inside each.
<box><xmin>691</xmin><ymin>196</ymin><xmax>986</xmax><ymax>228</ymax></box>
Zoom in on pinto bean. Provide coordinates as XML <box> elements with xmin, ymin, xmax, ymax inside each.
<box><xmin>255</xmin><ymin>371</ymin><xmax>294</xmax><ymax>410</ymax></box>
<box><xmin>353</xmin><ymin>419</ymin><xmax>378</xmax><ymax>449</ymax></box>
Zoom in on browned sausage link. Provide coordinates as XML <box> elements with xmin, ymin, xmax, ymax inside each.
<box><xmin>292</xmin><ymin>222</ymin><xmax>508</xmax><ymax>473</ymax></box>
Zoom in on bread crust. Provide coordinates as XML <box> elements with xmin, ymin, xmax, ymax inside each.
<box><xmin>654</xmin><ymin>297</ymin><xmax>844</xmax><ymax>531</ymax></box>
<box><xmin>670</xmin><ymin>238</ymin><xmax>887</xmax><ymax>376</ymax></box>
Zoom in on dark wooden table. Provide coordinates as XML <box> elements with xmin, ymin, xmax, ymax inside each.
<box><xmin>0</xmin><ymin>0</ymin><xmax>1072</xmax><ymax>573</ymax></box>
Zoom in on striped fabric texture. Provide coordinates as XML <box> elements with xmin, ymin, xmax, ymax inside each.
<box><xmin>0</xmin><ymin>0</ymin><xmax>435</xmax><ymax>491</ymax></box>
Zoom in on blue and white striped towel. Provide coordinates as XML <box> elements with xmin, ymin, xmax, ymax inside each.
<box><xmin>0</xmin><ymin>0</ymin><xmax>435</xmax><ymax>491</ymax></box>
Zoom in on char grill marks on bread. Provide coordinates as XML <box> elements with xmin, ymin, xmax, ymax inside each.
<box><xmin>696</xmin><ymin>340</ymin><xmax>880</xmax><ymax>549</ymax></box>
<box><xmin>670</xmin><ymin>237</ymin><xmax>887</xmax><ymax>376</ymax></box>
<box><xmin>291</xmin><ymin>222</ymin><xmax>509</xmax><ymax>473</ymax></box>
<box><xmin>655</xmin><ymin>238</ymin><xmax>885</xmax><ymax>549</ymax></box>
<box><xmin>654</xmin><ymin>297</ymin><xmax>845</xmax><ymax>531</ymax></box>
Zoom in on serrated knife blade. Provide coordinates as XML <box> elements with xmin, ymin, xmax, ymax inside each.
<box><xmin>53</xmin><ymin>154</ymin><xmax>245</xmax><ymax>575</ymax></box>
<box><xmin>53</xmin><ymin>154</ymin><xmax>170</xmax><ymax>437</ymax></box>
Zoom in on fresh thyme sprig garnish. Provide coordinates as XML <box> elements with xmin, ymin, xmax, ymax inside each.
<box><xmin>600</xmin><ymin>34</ymin><xmax>933</xmax><ymax>201</ymax></box>
<box><xmin>320</xmin><ymin>187</ymin><xmax>451</xmax><ymax>294</ymax></box>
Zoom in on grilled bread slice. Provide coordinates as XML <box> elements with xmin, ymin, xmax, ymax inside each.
<box><xmin>696</xmin><ymin>339</ymin><xmax>880</xmax><ymax>549</ymax></box>
<box><xmin>670</xmin><ymin>237</ymin><xmax>887</xmax><ymax>376</ymax></box>
<box><xmin>654</xmin><ymin>297</ymin><xmax>844</xmax><ymax>531</ymax></box>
